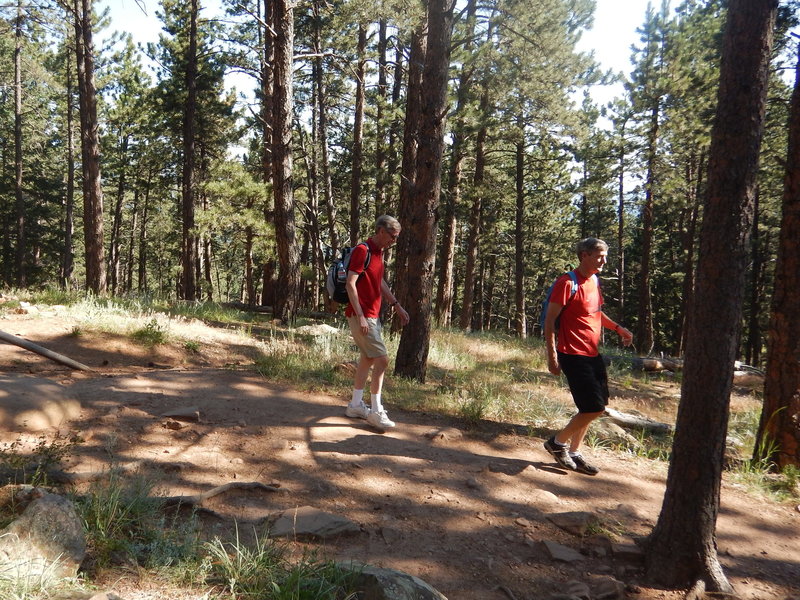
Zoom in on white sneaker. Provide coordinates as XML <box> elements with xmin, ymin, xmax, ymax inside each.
<box><xmin>345</xmin><ymin>401</ymin><xmax>370</xmax><ymax>419</ymax></box>
<box><xmin>367</xmin><ymin>409</ymin><xmax>396</xmax><ymax>431</ymax></box>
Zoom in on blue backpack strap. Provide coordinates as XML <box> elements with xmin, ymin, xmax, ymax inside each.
<box><xmin>566</xmin><ymin>270</ymin><xmax>579</xmax><ymax>297</ymax></box>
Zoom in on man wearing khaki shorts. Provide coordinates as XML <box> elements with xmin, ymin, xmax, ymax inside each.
<box><xmin>344</xmin><ymin>215</ymin><xmax>410</xmax><ymax>431</ymax></box>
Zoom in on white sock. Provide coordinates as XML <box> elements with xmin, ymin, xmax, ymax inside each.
<box><xmin>350</xmin><ymin>389</ymin><xmax>364</xmax><ymax>406</ymax></box>
<box><xmin>568</xmin><ymin>451</ymin><xmax>582</xmax><ymax>457</ymax></box>
<box><xmin>370</xmin><ymin>393</ymin><xmax>383</xmax><ymax>413</ymax></box>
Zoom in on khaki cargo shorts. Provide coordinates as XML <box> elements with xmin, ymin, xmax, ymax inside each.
<box><xmin>347</xmin><ymin>316</ymin><xmax>388</xmax><ymax>358</ymax></box>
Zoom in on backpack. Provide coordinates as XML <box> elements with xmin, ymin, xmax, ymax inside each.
<box><xmin>326</xmin><ymin>243</ymin><xmax>371</xmax><ymax>304</ymax></box>
<box><xmin>539</xmin><ymin>270</ymin><xmax>580</xmax><ymax>335</ymax></box>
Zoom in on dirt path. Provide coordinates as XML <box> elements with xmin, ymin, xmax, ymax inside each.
<box><xmin>1</xmin><ymin>311</ymin><xmax>798</xmax><ymax>600</ymax></box>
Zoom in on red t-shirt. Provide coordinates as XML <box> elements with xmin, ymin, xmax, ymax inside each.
<box><xmin>553</xmin><ymin>271</ymin><xmax>603</xmax><ymax>357</ymax></box>
<box><xmin>344</xmin><ymin>238</ymin><xmax>384</xmax><ymax>318</ymax></box>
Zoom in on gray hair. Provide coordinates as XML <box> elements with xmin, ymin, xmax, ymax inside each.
<box><xmin>576</xmin><ymin>237</ymin><xmax>608</xmax><ymax>260</ymax></box>
<box><xmin>376</xmin><ymin>215</ymin><xmax>401</xmax><ymax>233</ymax></box>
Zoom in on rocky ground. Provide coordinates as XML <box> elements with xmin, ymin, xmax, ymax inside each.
<box><xmin>0</xmin><ymin>308</ymin><xmax>798</xmax><ymax>600</ymax></box>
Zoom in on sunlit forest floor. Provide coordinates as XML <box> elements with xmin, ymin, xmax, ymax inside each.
<box><xmin>1</xmin><ymin>296</ymin><xmax>797</xmax><ymax>600</ymax></box>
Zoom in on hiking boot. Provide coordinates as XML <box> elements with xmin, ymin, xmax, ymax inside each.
<box><xmin>544</xmin><ymin>436</ymin><xmax>576</xmax><ymax>470</ymax></box>
<box><xmin>367</xmin><ymin>409</ymin><xmax>396</xmax><ymax>431</ymax></box>
<box><xmin>345</xmin><ymin>401</ymin><xmax>370</xmax><ymax>420</ymax></box>
<box><xmin>570</xmin><ymin>453</ymin><xmax>599</xmax><ymax>476</ymax></box>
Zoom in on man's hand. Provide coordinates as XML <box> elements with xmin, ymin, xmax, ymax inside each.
<box><xmin>359</xmin><ymin>315</ymin><xmax>369</xmax><ymax>334</ymax></box>
<box><xmin>547</xmin><ymin>354</ymin><xmax>561</xmax><ymax>376</ymax></box>
<box><xmin>395</xmin><ymin>304</ymin><xmax>410</xmax><ymax>326</ymax></box>
<box><xmin>617</xmin><ymin>326</ymin><xmax>633</xmax><ymax>347</ymax></box>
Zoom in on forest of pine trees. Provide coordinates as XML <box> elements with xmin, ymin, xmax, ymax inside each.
<box><xmin>0</xmin><ymin>0</ymin><xmax>798</xmax><ymax>363</ymax></box>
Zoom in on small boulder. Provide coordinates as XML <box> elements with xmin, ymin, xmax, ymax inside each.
<box><xmin>0</xmin><ymin>489</ymin><xmax>86</xmax><ymax>579</ymax></box>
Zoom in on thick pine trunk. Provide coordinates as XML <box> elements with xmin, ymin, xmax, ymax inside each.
<box><xmin>755</xmin><ymin>45</ymin><xmax>800</xmax><ymax>469</ymax></box>
<box><xmin>271</xmin><ymin>0</ymin><xmax>300</xmax><ymax>322</ymax></box>
<box><xmin>180</xmin><ymin>0</ymin><xmax>199</xmax><ymax>301</ymax></box>
<box><xmin>74</xmin><ymin>0</ymin><xmax>106</xmax><ymax>294</ymax></box>
<box><xmin>392</xmin><ymin>27</ymin><xmax>426</xmax><ymax>335</ymax></box>
<box><xmin>645</xmin><ymin>0</ymin><xmax>777</xmax><ymax>591</ymax></box>
<box><xmin>394</xmin><ymin>0</ymin><xmax>455</xmax><ymax>381</ymax></box>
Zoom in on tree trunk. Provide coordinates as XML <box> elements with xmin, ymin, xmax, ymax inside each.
<box><xmin>394</xmin><ymin>0</ymin><xmax>456</xmax><ymax>381</ymax></box>
<box><xmin>745</xmin><ymin>186</ymin><xmax>763</xmax><ymax>366</ymax></box>
<box><xmin>312</xmin><ymin>0</ymin><xmax>337</xmax><ymax>252</ymax></box>
<box><xmin>645</xmin><ymin>0</ymin><xmax>777</xmax><ymax>592</ymax></box>
<box><xmin>435</xmin><ymin>0</ymin><xmax>476</xmax><ymax>328</ymax></box>
<box><xmin>14</xmin><ymin>2</ymin><xmax>26</xmax><ymax>287</ymax></box>
<box><xmin>109</xmin><ymin>134</ymin><xmax>129</xmax><ymax>294</ymax></box>
<box><xmin>678</xmin><ymin>149</ymin><xmax>703</xmax><ymax>357</ymax></box>
<box><xmin>349</xmin><ymin>23</ymin><xmax>366</xmax><ymax>247</ymax></box>
<box><xmin>459</xmin><ymin>88</ymin><xmax>488</xmax><ymax>331</ymax></box>
<box><xmin>74</xmin><ymin>0</ymin><xmax>106</xmax><ymax>294</ymax></box>
<box><xmin>180</xmin><ymin>0</ymin><xmax>199</xmax><ymax>301</ymax></box>
<box><xmin>514</xmin><ymin>123</ymin><xmax>526</xmax><ymax>338</ymax></box>
<box><xmin>271</xmin><ymin>0</ymin><xmax>300</xmax><ymax>322</ymax></box>
<box><xmin>754</xmin><ymin>44</ymin><xmax>800</xmax><ymax>469</ymax></box>
<box><xmin>374</xmin><ymin>19</ymin><xmax>388</xmax><ymax>218</ymax></box>
<box><xmin>62</xmin><ymin>47</ymin><xmax>76</xmax><ymax>290</ymax></box>
<box><xmin>391</xmin><ymin>26</ymin><xmax>426</xmax><ymax>334</ymax></box>
<box><xmin>259</xmin><ymin>0</ymin><xmax>275</xmax><ymax>307</ymax></box>
<box><xmin>636</xmin><ymin>103</ymin><xmax>658</xmax><ymax>354</ymax></box>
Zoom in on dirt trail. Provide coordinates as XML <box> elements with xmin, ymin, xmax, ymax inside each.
<box><xmin>1</xmin><ymin>311</ymin><xmax>798</xmax><ymax>600</ymax></box>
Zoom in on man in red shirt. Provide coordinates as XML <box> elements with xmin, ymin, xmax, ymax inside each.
<box><xmin>344</xmin><ymin>215</ymin><xmax>410</xmax><ymax>431</ymax></box>
<box><xmin>543</xmin><ymin>238</ymin><xmax>632</xmax><ymax>474</ymax></box>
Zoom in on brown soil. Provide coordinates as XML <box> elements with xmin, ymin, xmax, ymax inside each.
<box><xmin>1</xmin><ymin>307</ymin><xmax>798</xmax><ymax>600</ymax></box>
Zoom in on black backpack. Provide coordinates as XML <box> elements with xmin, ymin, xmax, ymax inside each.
<box><xmin>326</xmin><ymin>243</ymin><xmax>371</xmax><ymax>304</ymax></box>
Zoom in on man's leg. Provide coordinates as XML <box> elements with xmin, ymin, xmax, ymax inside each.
<box><xmin>354</xmin><ymin>353</ymin><xmax>375</xmax><ymax>390</ymax></box>
<box><xmin>555</xmin><ymin>411</ymin><xmax>604</xmax><ymax>452</ymax></box>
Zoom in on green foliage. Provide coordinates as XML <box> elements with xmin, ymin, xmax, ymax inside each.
<box><xmin>131</xmin><ymin>317</ymin><xmax>169</xmax><ymax>346</ymax></box>
<box><xmin>75</xmin><ymin>470</ymin><xmax>199</xmax><ymax>569</ymax></box>
<box><xmin>203</xmin><ymin>526</ymin><xmax>357</xmax><ymax>599</ymax></box>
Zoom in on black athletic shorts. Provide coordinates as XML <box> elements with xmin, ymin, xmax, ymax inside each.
<box><xmin>557</xmin><ymin>352</ymin><xmax>609</xmax><ymax>413</ymax></box>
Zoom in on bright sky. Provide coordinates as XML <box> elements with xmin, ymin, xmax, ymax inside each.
<box><xmin>99</xmin><ymin>0</ymin><xmax>656</xmax><ymax>106</ymax></box>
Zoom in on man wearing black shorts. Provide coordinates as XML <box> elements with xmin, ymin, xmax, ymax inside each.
<box><xmin>542</xmin><ymin>238</ymin><xmax>632</xmax><ymax>475</ymax></box>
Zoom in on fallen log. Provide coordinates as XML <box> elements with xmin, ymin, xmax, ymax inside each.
<box><xmin>603</xmin><ymin>407</ymin><xmax>673</xmax><ymax>434</ymax></box>
<box><xmin>162</xmin><ymin>481</ymin><xmax>283</xmax><ymax>508</ymax></box>
<box><xmin>0</xmin><ymin>329</ymin><xmax>93</xmax><ymax>372</ymax></box>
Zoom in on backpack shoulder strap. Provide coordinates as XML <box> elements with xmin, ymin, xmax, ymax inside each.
<box><xmin>359</xmin><ymin>242</ymin><xmax>371</xmax><ymax>270</ymax></box>
<box><xmin>566</xmin><ymin>270</ymin><xmax>579</xmax><ymax>297</ymax></box>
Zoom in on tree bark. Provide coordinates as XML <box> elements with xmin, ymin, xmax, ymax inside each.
<box><xmin>754</xmin><ymin>43</ymin><xmax>800</xmax><ymax>469</ymax></box>
<box><xmin>74</xmin><ymin>0</ymin><xmax>106</xmax><ymax>294</ymax></box>
<box><xmin>271</xmin><ymin>0</ymin><xmax>300</xmax><ymax>322</ymax></box>
<box><xmin>645</xmin><ymin>0</ymin><xmax>777</xmax><ymax>592</ymax></box>
<box><xmin>14</xmin><ymin>2</ymin><xmax>26</xmax><ymax>287</ymax></box>
<box><xmin>374</xmin><ymin>19</ymin><xmax>388</xmax><ymax>218</ymax></box>
<box><xmin>180</xmin><ymin>0</ymin><xmax>199</xmax><ymax>301</ymax></box>
<box><xmin>391</xmin><ymin>26</ymin><xmax>426</xmax><ymax>335</ymax></box>
<box><xmin>62</xmin><ymin>44</ymin><xmax>76</xmax><ymax>290</ymax></box>
<box><xmin>394</xmin><ymin>0</ymin><xmax>456</xmax><ymax>381</ymax></box>
<box><xmin>435</xmin><ymin>0</ymin><xmax>477</xmax><ymax>327</ymax></box>
<box><xmin>109</xmin><ymin>134</ymin><xmax>129</xmax><ymax>294</ymax></box>
<box><xmin>636</xmin><ymin>102</ymin><xmax>658</xmax><ymax>354</ymax></box>
<box><xmin>514</xmin><ymin>120</ymin><xmax>526</xmax><ymax>338</ymax></box>
<box><xmin>349</xmin><ymin>23</ymin><xmax>366</xmax><ymax>247</ymax></box>
<box><xmin>459</xmin><ymin>88</ymin><xmax>488</xmax><ymax>331</ymax></box>
<box><xmin>311</xmin><ymin>0</ymin><xmax>337</xmax><ymax>252</ymax></box>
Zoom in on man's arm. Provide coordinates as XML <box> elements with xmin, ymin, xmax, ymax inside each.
<box><xmin>345</xmin><ymin>270</ymin><xmax>369</xmax><ymax>334</ymax></box>
<box><xmin>543</xmin><ymin>301</ymin><xmax>563</xmax><ymax>376</ymax></box>
<box><xmin>380</xmin><ymin>279</ymin><xmax>409</xmax><ymax>325</ymax></box>
<box><xmin>601</xmin><ymin>312</ymin><xmax>633</xmax><ymax>346</ymax></box>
